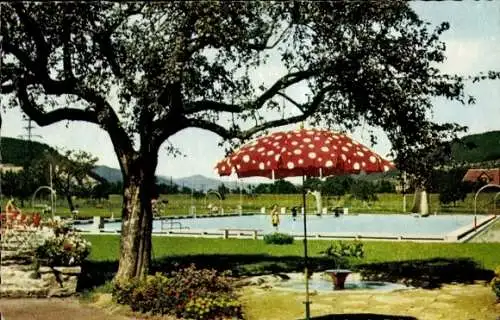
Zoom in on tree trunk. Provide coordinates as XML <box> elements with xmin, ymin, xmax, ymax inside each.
<box><xmin>411</xmin><ymin>187</ymin><xmax>430</xmax><ymax>216</ymax></box>
<box><xmin>114</xmin><ymin>157</ymin><xmax>157</xmax><ymax>282</ymax></box>
<box><xmin>66</xmin><ymin>194</ymin><xmax>75</xmax><ymax>212</ymax></box>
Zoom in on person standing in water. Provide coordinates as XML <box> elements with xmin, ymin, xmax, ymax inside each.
<box><xmin>291</xmin><ymin>206</ymin><xmax>298</xmax><ymax>221</ymax></box>
<box><xmin>270</xmin><ymin>204</ymin><xmax>280</xmax><ymax>231</ymax></box>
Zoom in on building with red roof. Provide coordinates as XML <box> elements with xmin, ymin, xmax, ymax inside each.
<box><xmin>462</xmin><ymin>168</ymin><xmax>500</xmax><ymax>185</ymax></box>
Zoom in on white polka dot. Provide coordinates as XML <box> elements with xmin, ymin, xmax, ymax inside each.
<box><xmin>292</xmin><ymin>141</ymin><xmax>299</xmax><ymax>146</ymax></box>
<box><xmin>260</xmin><ymin>153</ymin><xmax>266</xmax><ymax>156</ymax></box>
<box><xmin>333</xmin><ymin>145</ymin><xmax>338</xmax><ymax>150</ymax></box>
<box><xmin>287</xmin><ymin>152</ymin><xmax>292</xmax><ymax>156</ymax></box>
<box><xmin>362</xmin><ymin>147</ymin><xmax>369</xmax><ymax>152</ymax></box>
<box><xmin>325</xmin><ymin>160</ymin><xmax>333</xmax><ymax>167</ymax></box>
<box><xmin>303</xmin><ymin>137</ymin><xmax>312</xmax><ymax>143</ymax></box>
<box><xmin>249</xmin><ymin>147</ymin><xmax>255</xmax><ymax>151</ymax></box>
<box><xmin>275</xmin><ymin>155</ymin><xmax>280</xmax><ymax>161</ymax></box>
<box><xmin>273</xmin><ymin>142</ymin><xmax>279</xmax><ymax>146</ymax></box>
<box><xmin>341</xmin><ymin>154</ymin><xmax>347</xmax><ymax>161</ymax></box>
<box><xmin>298</xmin><ymin>159</ymin><xmax>304</xmax><ymax>164</ymax></box>
<box><xmin>346</xmin><ymin>143</ymin><xmax>352</xmax><ymax>147</ymax></box>
<box><xmin>308</xmin><ymin>152</ymin><xmax>317</xmax><ymax>159</ymax></box>
<box><xmin>243</xmin><ymin>155</ymin><xmax>250</xmax><ymax>163</ymax></box>
<box><xmin>296</xmin><ymin>133</ymin><xmax>302</xmax><ymax>137</ymax></box>
<box><xmin>362</xmin><ymin>162</ymin><xmax>366</xmax><ymax>167</ymax></box>
<box><xmin>275</xmin><ymin>135</ymin><xmax>283</xmax><ymax>140</ymax></box>
<box><xmin>308</xmin><ymin>144</ymin><xmax>315</xmax><ymax>149</ymax></box>
<box><xmin>353</xmin><ymin>162</ymin><xmax>360</xmax><ymax>170</ymax></box>
<box><xmin>259</xmin><ymin>162</ymin><xmax>265</xmax><ymax>170</ymax></box>
<box><xmin>267</xmin><ymin>150</ymin><xmax>275</xmax><ymax>156</ymax></box>
<box><xmin>266</xmin><ymin>160</ymin><xmax>271</xmax><ymax>166</ymax></box>
<box><xmin>263</xmin><ymin>139</ymin><xmax>269</xmax><ymax>143</ymax></box>
<box><xmin>281</xmin><ymin>147</ymin><xmax>287</xmax><ymax>152</ymax></box>
<box><xmin>333</xmin><ymin>135</ymin><xmax>339</xmax><ymax>139</ymax></box>
<box><xmin>236</xmin><ymin>164</ymin><xmax>241</xmax><ymax>169</ymax></box>
<box><xmin>286</xmin><ymin>134</ymin><xmax>292</xmax><ymax>138</ymax></box>
<box><xmin>384</xmin><ymin>165</ymin><xmax>390</xmax><ymax>172</ymax></box>
<box><xmin>257</xmin><ymin>147</ymin><xmax>265</xmax><ymax>152</ymax></box>
<box><xmin>369</xmin><ymin>156</ymin><xmax>377</xmax><ymax>163</ymax></box>
<box><xmin>357</xmin><ymin>151</ymin><xmax>364</xmax><ymax>157</ymax></box>
<box><xmin>348</xmin><ymin>159</ymin><xmax>351</xmax><ymax>164</ymax></box>
<box><xmin>287</xmin><ymin>162</ymin><xmax>295</xmax><ymax>169</ymax></box>
<box><xmin>321</xmin><ymin>146</ymin><xmax>329</xmax><ymax>152</ymax></box>
<box><xmin>318</xmin><ymin>157</ymin><xmax>322</xmax><ymax>162</ymax></box>
<box><xmin>341</xmin><ymin>146</ymin><xmax>349</xmax><ymax>152</ymax></box>
<box><xmin>221</xmin><ymin>166</ymin><xmax>226</xmax><ymax>171</ymax></box>
<box><xmin>300</xmin><ymin>145</ymin><xmax>305</xmax><ymax>149</ymax></box>
<box><xmin>252</xmin><ymin>160</ymin><xmax>256</xmax><ymax>164</ymax></box>
<box><xmin>314</xmin><ymin>136</ymin><xmax>320</xmax><ymax>141</ymax></box>
<box><xmin>293</xmin><ymin>149</ymin><xmax>302</xmax><ymax>155</ymax></box>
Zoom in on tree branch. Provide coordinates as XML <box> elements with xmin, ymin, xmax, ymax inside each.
<box><xmin>16</xmin><ymin>80</ymin><xmax>99</xmax><ymax>126</ymax></box>
<box><xmin>184</xmin><ymin>100</ymin><xmax>245</xmax><ymax>114</ymax></box>
<box><xmin>188</xmin><ymin>84</ymin><xmax>334</xmax><ymax>141</ymax></box>
<box><xmin>12</xmin><ymin>3</ymin><xmax>49</xmax><ymax>70</ymax></box>
<box><xmin>253</xmin><ymin>69</ymin><xmax>316</xmax><ymax>109</ymax></box>
<box><xmin>248</xmin><ymin>22</ymin><xmax>292</xmax><ymax>50</ymax></box>
<box><xmin>275</xmin><ymin>92</ymin><xmax>304</xmax><ymax>112</ymax></box>
<box><xmin>62</xmin><ymin>9</ymin><xmax>75</xmax><ymax>81</ymax></box>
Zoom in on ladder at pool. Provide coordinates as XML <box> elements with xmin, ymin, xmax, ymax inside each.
<box><xmin>161</xmin><ymin>219</ymin><xmax>189</xmax><ymax>231</ymax></box>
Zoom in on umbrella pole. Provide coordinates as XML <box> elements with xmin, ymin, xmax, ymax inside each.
<box><xmin>302</xmin><ymin>174</ymin><xmax>311</xmax><ymax>320</ymax></box>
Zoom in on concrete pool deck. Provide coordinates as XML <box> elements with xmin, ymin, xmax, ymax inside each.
<box><xmin>75</xmin><ymin>214</ymin><xmax>498</xmax><ymax>243</ymax></box>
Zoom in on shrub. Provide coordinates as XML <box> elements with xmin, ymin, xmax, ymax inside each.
<box><xmin>320</xmin><ymin>240</ymin><xmax>364</xmax><ymax>268</ymax></box>
<box><xmin>113</xmin><ymin>264</ymin><xmax>243</xmax><ymax>319</ymax></box>
<box><xmin>263</xmin><ymin>232</ymin><xmax>294</xmax><ymax>245</ymax></box>
<box><xmin>491</xmin><ymin>266</ymin><xmax>500</xmax><ymax>301</ymax></box>
<box><xmin>35</xmin><ymin>229</ymin><xmax>91</xmax><ymax>266</ymax></box>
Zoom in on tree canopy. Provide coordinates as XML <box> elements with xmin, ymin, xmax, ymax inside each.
<box><xmin>2</xmin><ymin>1</ymin><xmax>494</xmax><ymax>280</ymax></box>
<box><xmin>1</xmin><ymin>2</ymin><xmax>478</xmax><ymax>162</ymax></box>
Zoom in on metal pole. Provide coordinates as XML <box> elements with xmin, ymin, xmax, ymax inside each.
<box><xmin>239</xmin><ymin>178</ymin><xmax>243</xmax><ymax>216</ymax></box>
<box><xmin>473</xmin><ymin>184</ymin><xmax>500</xmax><ymax>231</ymax></box>
<box><xmin>494</xmin><ymin>192</ymin><xmax>500</xmax><ymax>216</ymax></box>
<box><xmin>302</xmin><ymin>174</ymin><xmax>311</xmax><ymax>320</ymax></box>
<box><xmin>50</xmin><ymin>163</ymin><xmax>54</xmax><ymax>217</ymax></box>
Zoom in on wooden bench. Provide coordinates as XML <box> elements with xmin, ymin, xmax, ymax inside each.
<box><xmin>219</xmin><ymin>228</ymin><xmax>263</xmax><ymax>240</ymax></box>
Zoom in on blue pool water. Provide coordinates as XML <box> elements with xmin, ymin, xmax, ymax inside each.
<box><xmin>78</xmin><ymin>214</ymin><xmax>476</xmax><ymax>237</ymax></box>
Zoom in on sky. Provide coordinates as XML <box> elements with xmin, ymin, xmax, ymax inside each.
<box><xmin>1</xmin><ymin>2</ymin><xmax>499</xmax><ymax>186</ymax></box>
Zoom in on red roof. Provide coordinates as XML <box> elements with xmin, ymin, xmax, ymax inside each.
<box><xmin>462</xmin><ymin>168</ymin><xmax>500</xmax><ymax>185</ymax></box>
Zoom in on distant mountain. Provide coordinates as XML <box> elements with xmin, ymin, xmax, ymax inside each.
<box><xmin>0</xmin><ymin>137</ymin><xmax>58</xmax><ymax>165</ymax></box>
<box><xmin>451</xmin><ymin>130</ymin><xmax>500</xmax><ymax>164</ymax></box>
<box><xmin>4</xmin><ymin>130</ymin><xmax>500</xmax><ymax>190</ymax></box>
<box><xmin>93</xmin><ymin>166</ymin><xmax>248</xmax><ymax>191</ymax></box>
<box><xmin>92</xmin><ymin>165</ymin><xmax>123</xmax><ymax>183</ymax></box>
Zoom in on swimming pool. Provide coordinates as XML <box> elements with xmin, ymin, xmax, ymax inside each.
<box><xmin>76</xmin><ymin>213</ymin><xmax>497</xmax><ymax>241</ymax></box>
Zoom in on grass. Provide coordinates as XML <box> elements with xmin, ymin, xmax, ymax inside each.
<box><xmin>84</xmin><ymin>235</ymin><xmax>500</xmax><ymax>270</ymax></box>
<box><xmin>9</xmin><ymin>191</ymin><xmax>500</xmax><ymax>218</ymax></box>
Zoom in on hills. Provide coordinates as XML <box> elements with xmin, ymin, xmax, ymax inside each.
<box><xmin>451</xmin><ymin>130</ymin><xmax>500</xmax><ymax>164</ymax></box>
<box><xmin>2</xmin><ymin>130</ymin><xmax>500</xmax><ymax>190</ymax></box>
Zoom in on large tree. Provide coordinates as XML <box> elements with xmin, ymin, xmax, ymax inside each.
<box><xmin>1</xmin><ymin>2</ymin><xmax>490</xmax><ymax>281</ymax></box>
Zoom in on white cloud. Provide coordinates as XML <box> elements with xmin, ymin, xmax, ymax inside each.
<box><xmin>438</xmin><ymin>38</ymin><xmax>500</xmax><ymax>74</ymax></box>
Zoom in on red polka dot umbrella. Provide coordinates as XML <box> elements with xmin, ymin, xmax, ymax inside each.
<box><xmin>214</xmin><ymin>128</ymin><xmax>395</xmax><ymax>320</ymax></box>
<box><xmin>215</xmin><ymin>128</ymin><xmax>394</xmax><ymax>179</ymax></box>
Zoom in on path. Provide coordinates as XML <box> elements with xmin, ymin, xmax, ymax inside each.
<box><xmin>0</xmin><ymin>298</ymin><xmax>131</xmax><ymax>320</ymax></box>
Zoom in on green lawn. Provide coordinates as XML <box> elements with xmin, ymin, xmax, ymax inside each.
<box><xmin>85</xmin><ymin>235</ymin><xmax>500</xmax><ymax>270</ymax></box>
<box><xmin>11</xmin><ymin>191</ymin><xmax>499</xmax><ymax>218</ymax></box>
